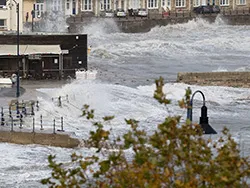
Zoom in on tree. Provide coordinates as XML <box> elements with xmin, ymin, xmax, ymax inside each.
<box><xmin>41</xmin><ymin>77</ymin><xmax>250</xmax><ymax>187</ymax></box>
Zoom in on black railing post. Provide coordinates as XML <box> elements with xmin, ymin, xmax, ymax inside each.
<box><xmin>61</xmin><ymin>117</ymin><xmax>64</xmax><ymax>132</ymax></box>
<box><xmin>11</xmin><ymin>117</ymin><xmax>14</xmax><ymax>132</ymax></box>
<box><xmin>66</xmin><ymin>95</ymin><xmax>69</xmax><ymax>103</ymax></box>
<box><xmin>19</xmin><ymin>113</ymin><xmax>23</xmax><ymax>129</ymax></box>
<box><xmin>58</xmin><ymin>96</ymin><xmax>62</xmax><ymax>107</ymax></box>
<box><xmin>31</xmin><ymin>104</ymin><xmax>34</xmax><ymax>115</ymax></box>
<box><xmin>36</xmin><ymin>101</ymin><xmax>39</xmax><ymax>111</ymax></box>
<box><xmin>1</xmin><ymin>107</ymin><xmax>4</xmax><ymax>126</ymax></box>
<box><xmin>32</xmin><ymin>117</ymin><xmax>35</xmax><ymax>133</ymax></box>
<box><xmin>53</xmin><ymin>119</ymin><xmax>56</xmax><ymax>134</ymax></box>
<box><xmin>40</xmin><ymin>115</ymin><xmax>43</xmax><ymax>130</ymax></box>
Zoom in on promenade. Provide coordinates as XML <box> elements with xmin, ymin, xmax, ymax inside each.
<box><xmin>0</xmin><ymin>80</ymin><xmax>81</xmax><ymax>148</ymax></box>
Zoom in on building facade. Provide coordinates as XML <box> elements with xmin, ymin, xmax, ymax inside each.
<box><xmin>0</xmin><ymin>0</ymin><xmax>23</xmax><ymax>32</ymax></box>
<box><xmin>76</xmin><ymin>0</ymin><xmax>250</xmax><ymax>16</ymax></box>
<box><xmin>1</xmin><ymin>0</ymin><xmax>250</xmax><ymax>32</ymax></box>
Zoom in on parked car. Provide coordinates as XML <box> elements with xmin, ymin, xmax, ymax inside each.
<box><xmin>115</xmin><ymin>9</ymin><xmax>126</xmax><ymax>17</ymax></box>
<box><xmin>137</xmin><ymin>8</ymin><xmax>148</xmax><ymax>17</ymax></box>
<box><xmin>193</xmin><ymin>5</ymin><xmax>220</xmax><ymax>14</ymax></box>
<box><xmin>100</xmin><ymin>10</ymin><xmax>114</xmax><ymax>17</ymax></box>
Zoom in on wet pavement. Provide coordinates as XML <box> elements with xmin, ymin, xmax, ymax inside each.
<box><xmin>0</xmin><ymin>80</ymin><xmax>67</xmax><ymax>108</ymax></box>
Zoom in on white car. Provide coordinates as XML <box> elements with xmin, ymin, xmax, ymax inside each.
<box><xmin>116</xmin><ymin>9</ymin><xmax>126</xmax><ymax>17</ymax></box>
<box><xmin>100</xmin><ymin>10</ymin><xmax>114</xmax><ymax>17</ymax></box>
<box><xmin>137</xmin><ymin>8</ymin><xmax>148</xmax><ymax>17</ymax></box>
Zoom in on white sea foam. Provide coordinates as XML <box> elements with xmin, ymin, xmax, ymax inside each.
<box><xmin>3</xmin><ymin>17</ymin><xmax>250</xmax><ymax>187</ymax></box>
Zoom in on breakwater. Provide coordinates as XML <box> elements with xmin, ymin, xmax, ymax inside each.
<box><xmin>0</xmin><ymin>130</ymin><xmax>80</xmax><ymax>148</ymax></box>
<box><xmin>177</xmin><ymin>72</ymin><xmax>250</xmax><ymax>88</ymax></box>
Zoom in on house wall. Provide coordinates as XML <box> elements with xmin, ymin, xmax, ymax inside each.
<box><xmin>0</xmin><ymin>0</ymin><xmax>23</xmax><ymax>32</ymax></box>
<box><xmin>75</xmin><ymin>0</ymin><xmax>250</xmax><ymax>16</ymax></box>
<box><xmin>23</xmin><ymin>0</ymin><xmax>34</xmax><ymax>22</ymax></box>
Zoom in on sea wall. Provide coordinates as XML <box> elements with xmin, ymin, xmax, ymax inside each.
<box><xmin>0</xmin><ymin>131</ymin><xmax>80</xmax><ymax>148</ymax></box>
<box><xmin>67</xmin><ymin>12</ymin><xmax>250</xmax><ymax>33</ymax></box>
<box><xmin>177</xmin><ymin>72</ymin><xmax>250</xmax><ymax>88</ymax></box>
<box><xmin>115</xmin><ymin>14</ymin><xmax>250</xmax><ymax>33</ymax></box>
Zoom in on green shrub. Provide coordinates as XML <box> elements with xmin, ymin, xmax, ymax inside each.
<box><xmin>41</xmin><ymin>77</ymin><xmax>250</xmax><ymax>188</ymax></box>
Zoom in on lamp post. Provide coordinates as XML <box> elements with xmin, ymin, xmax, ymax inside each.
<box><xmin>187</xmin><ymin>90</ymin><xmax>217</xmax><ymax>134</ymax></box>
<box><xmin>9</xmin><ymin>0</ymin><xmax>20</xmax><ymax>98</ymax></box>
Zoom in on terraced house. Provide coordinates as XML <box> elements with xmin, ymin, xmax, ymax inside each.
<box><xmin>76</xmin><ymin>0</ymin><xmax>250</xmax><ymax>15</ymax></box>
<box><xmin>0</xmin><ymin>0</ymin><xmax>250</xmax><ymax>33</ymax></box>
<box><xmin>0</xmin><ymin>0</ymin><xmax>23</xmax><ymax>32</ymax></box>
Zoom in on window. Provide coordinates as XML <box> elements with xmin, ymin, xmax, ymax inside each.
<box><xmin>0</xmin><ymin>19</ymin><xmax>6</xmax><ymax>30</ymax></box>
<box><xmin>162</xmin><ymin>0</ymin><xmax>165</xmax><ymax>6</ymax></box>
<box><xmin>220</xmin><ymin>0</ymin><xmax>229</xmax><ymax>5</ymax></box>
<box><xmin>100</xmin><ymin>0</ymin><xmax>110</xmax><ymax>10</ymax></box>
<box><xmin>193</xmin><ymin>0</ymin><xmax>200</xmax><ymax>7</ymax></box>
<box><xmin>162</xmin><ymin>0</ymin><xmax>170</xmax><ymax>8</ymax></box>
<box><xmin>82</xmin><ymin>0</ymin><xmax>92</xmax><ymax>11</ymax></box>
<box><xmin>148</xmin><ymin>0</ymin><xmax>158</xmax><ymax>8</ymax></box>
<box><xmin>52</xmin><ymin>0</ymin><xmax>62</xmax><ymax>11</ymax></box>
<box><xmin>238</xmin><ymin>0</ymin><xmax>245</xmax><ymax>4</ymax></box>
<box><xmin>0</xmin><ymin>0</ymin><xmax>6</xmax><ymax>5</ymax></box>
<box><xmin>34</xmin><ymin>3</ymin><xmax>45</xmax><ymax>18</ymax></box>
<box><xmin>66</xmin><ymin>0</ymin><xmax>70</xmax><ymax>9</ymax></box>
<box><xmin>0</xmin><ymin>0</ymin><xmax>6</xmax><ymax>8</ymax></box>
<box><xmin>175</xmin><ymin>0</ymin><xmax>185</xmax><ymax>7</ymax></box>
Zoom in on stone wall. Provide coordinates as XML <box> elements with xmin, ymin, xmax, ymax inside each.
<box><xmin>177</xmin><ymin>72</ymin><xmax>250</xmax><ymax>88</ymax></box>
<box><xmin>0</xmin><ymin>130</ymin><xmax>80</xmax><ymax>148</ymax></box>
<box><xmin>115</xmin><ymin>14</ymin><xmax>250</xmax><ymax>33</ymax></box>
<box><xmin>67</xmin><ymin>13</ymin><xmax>250</xmax><ymax>33</ymax></box>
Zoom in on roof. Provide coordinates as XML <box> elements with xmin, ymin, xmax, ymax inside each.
<box><xmin>0</xmin><ymin>45</ymin><xmax>61</xmax><ymax>56</ymax></box>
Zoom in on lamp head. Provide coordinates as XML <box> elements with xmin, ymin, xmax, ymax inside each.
<box><xmin>199</xmin><ymin>105</ymin><xmax>217</xmax><ymax>134</ymax></box>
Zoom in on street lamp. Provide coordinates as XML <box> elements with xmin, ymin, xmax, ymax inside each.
<box><xmin>8</xmin><ymin>0</ymin><xmax>20</xmax><ymax>98</ymax></box>
<box><xmin>187</xmin><ymin>90</ymin><xmax>217</xmax><ymax>134</ymax></box>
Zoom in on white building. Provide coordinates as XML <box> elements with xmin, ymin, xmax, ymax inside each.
<box><xmin>0</xmin><ymin>0</ymin><xmax>23</xmax><ymax>32</ymax></box>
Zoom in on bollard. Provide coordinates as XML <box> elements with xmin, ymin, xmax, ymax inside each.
<box><xmin>52</xmin><ymin>97</ymin><xmax>54</xmax><ymax>102</ymax></box>
<box><xmin>40</xmin><ymin>115</ymin><xmax>43</xmax><ymax>130</ymax></box>
<box><xmin>11</xmin><ymin>117</ymin><xmax>13</xmax><ymax>132</ymax></box>
<box><xmin>19</xmin><ymin>114</ymin><xmax>23</xmax><ymax>129</ymax></box>
<box><xmin>32</xmin><ymin>117</ymin><xmax>35</xmax><ymax>133</ymax></box>
<box><xmin>1</xmin><ymin>107</ymin><xmax>4</xmax><ymax>126</ymax></box>
<box><xmin>53</xmin><ymin>119</ymin><xmax>56</xmax><ymax>134</ymax></box>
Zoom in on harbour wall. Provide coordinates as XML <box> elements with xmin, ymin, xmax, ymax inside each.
<box><xmin>177</xmin><ymin>72</ymin><xmax>250</xmax><ymax>88</ymax></box>
<box><xmin>68</xmin><ymin>13</ymin><xmax>250</xmax><ymax>33</ymax></box>
<box><xmin>0</xmin><ymin>130</ymin><xmax>80</xmax><ymax>148</ymax></box>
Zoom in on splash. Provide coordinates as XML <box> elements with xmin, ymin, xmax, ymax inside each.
<box><xmin>79</xmin><ymin>18</ymin><xmax>120</xmax><ymax>36</ymax></box>
<box><xmin>212</xmin><ymin>67</ymin><xmax>228</xmax><ymax>72</ymax></box>
<box><xmin>35</xmin><ymin>11</ymin><xmax>69</xmax><ymax>33</ymax></box>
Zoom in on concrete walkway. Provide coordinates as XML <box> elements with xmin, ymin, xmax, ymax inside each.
<box><xmin>0</xmin><ymin>80</ymin><xmax>67</xmax><ymax>107</ymax></box>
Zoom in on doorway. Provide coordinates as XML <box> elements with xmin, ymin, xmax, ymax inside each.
<box><xmin>28</xmin><ymin>60</ymin><xmax>42</xmax><ymax>79</ymax></box>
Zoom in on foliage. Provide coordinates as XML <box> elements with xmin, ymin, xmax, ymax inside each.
<box><xmin>41</xmin><ymin>77</ymin><xmax>250</xmax><ymax>188</ymax></box>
